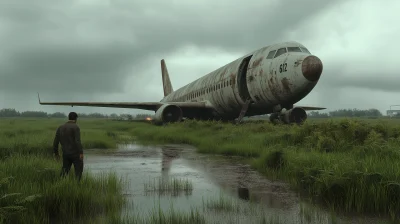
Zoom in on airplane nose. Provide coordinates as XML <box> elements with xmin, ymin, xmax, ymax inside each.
<box><xmin>302</xmin><ymin>55</ymin><xmax>323</xmax><ymax>82</ymax></box>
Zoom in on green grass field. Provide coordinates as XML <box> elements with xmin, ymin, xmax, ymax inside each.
<box><xmin>1</xmin><ymin>117</ymin><xmax>400</xmax><ymax>222</ymax></box>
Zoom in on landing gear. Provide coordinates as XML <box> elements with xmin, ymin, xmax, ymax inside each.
<box><xmin>235</xmin><ymin>98</ymin><xmax>252</xmax><ymax>124</ymax></box>
<box><xmin>269</xmin><ymin>104</ymin><xmax>285</xmax><ymax>125</ymax></box>
<box><xmin>269</xmin><ymin>113</ymin><xmax>281</xmax><ymax>124</ymax></box>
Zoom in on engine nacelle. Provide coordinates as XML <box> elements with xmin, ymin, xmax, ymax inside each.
<box><xmin>280</xmin><ymin>107</ymin><xmax>307</xmax><ymax>124</ymax></box>
<box><xmin>154</xmin><ymin>104</ymin><xmax>183</xmax><ymax>124</ymax></box>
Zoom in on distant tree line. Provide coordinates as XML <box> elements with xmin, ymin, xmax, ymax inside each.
<box><xmin>0</xmin><ymin>108</ymin><xmax>154</xmax><ymax>120</ymax></box>
<box><xmin>0</xmin><ymin>108</ymin><xmax>392</xmax><ymax>119</ymax></box>
<box><xmin>307</xmin><ymin>108</ymin><xmax>385</xmax><ymax>118</ymax></box>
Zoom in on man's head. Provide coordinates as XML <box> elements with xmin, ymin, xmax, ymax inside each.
<box><xmin>68</xmin><ymin>112</ymin><xmax>78</xmax><ymax>122</ymax></box>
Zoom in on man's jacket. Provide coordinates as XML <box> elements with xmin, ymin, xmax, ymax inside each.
<box><xmin>53</xmin><ymin>121</ymin><xmax>83</xmax><ymax>156</ymax></box>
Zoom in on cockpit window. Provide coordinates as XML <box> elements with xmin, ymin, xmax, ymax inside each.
<box><xmin>274</xmin><ymin>48</ymin><xmax>287</xmax><ymax>58</ymax></box>
<box><xmin>300</xmin><ymin>47</ymin><xmax>311</xmax><ymax>54</ymax></box>
<box><xmin>287</xmin><ymin>47</ymin><xmax>302</xmax><ymax>52</ymax></box>
<box><xmin>266</xmin><ymin>50</ymin><xmax>276</xmax><ymax>59</ymax></box>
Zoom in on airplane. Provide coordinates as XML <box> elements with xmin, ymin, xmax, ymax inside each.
<box><xmin>38</xmin><ymin>41</ymin><xmax>325</xmax><ymax>125</ymax></box>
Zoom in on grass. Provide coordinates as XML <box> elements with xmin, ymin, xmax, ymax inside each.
<box><xmin>106</xmin><ymin>192</ymin><xmax>287</xmax><ymax>224</ymax></box>
<box><xmin>2</xmin><ymin>117</ymin><xmax>400</xmax><ymax>222</ymax></box>
<box><xmin>144</xmin><ymin>177</ymin><xmax>193</xmax><ymax>196</ymax></box>
<box><xmin>202</xmin><ymin>193</ymin><xmax>241</xmax><ymax>213</ymax></box>
<box><xmin>108</xmin><ymin>205</ymin><xmax>206</xmax><ymax>224</ymax></box>
<box><xmin>0</xmin><ymin>118</ymin><xmax>126</xmax><ymax>224</ymax></box>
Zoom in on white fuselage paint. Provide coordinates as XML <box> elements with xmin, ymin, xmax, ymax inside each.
<box><xmin>160</xmin><ymin>41</ymin><xmax>321</xmax><ymax>119</ymax></box>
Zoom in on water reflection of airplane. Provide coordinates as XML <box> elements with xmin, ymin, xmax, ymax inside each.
<box><xmin>183</xmin><ymin>155</ymin><xmax>297</xmax><ymax>209</ymax></box>
<box><xmin>158</xmin><ymin>146</ymin><xmax>295</xmax><ymax>209</ymax></box>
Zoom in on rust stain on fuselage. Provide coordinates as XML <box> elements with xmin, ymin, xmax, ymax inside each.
<box><xmin>230</xmin><ymin>74</ymin><xmax>236</xmax><ymax>89</ymax></box>
<box><xmin>249</xmin><ymin>76</ymin><xmax>254</xmax><ymax>82</ymax></box>
<box><xmin>267</xmin><ymin>72</ymin><xmax>283</xmax><ymax>101</ymax></box>
<box><xmin>252</xmin><ymin>57</ymin><xmax>263</xmax><ymax>67</ymax></box>
<box><xmin>281</xmin><ymin>77</ymin><xmax>291</xmax><ymax>92</ymax></box>
<box><xmin>219</xmin><ymin>66</ymin><xmax>228</xmax><ymax>81</ymax></box>
<box><xmin>259</xmin><ymin>69</ymin><xmax>263</xmax><ymax>77</ymax></box>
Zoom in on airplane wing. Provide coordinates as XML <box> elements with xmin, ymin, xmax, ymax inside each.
<box><xmin>295</xmin><ymin>106</ymin><xmax>326</xmax><ymax>110</ymax></box>
<box><xmin>37</xmin><ymin>93</ymin><xmax>210</xmax><ymax>112</ymax></box>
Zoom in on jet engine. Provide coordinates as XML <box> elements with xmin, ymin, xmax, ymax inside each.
<box><xmin>280</xmin><ymin>107</ymin><xmax>307</xmax><ymax>124</ymax></box>
<box><xmin>154</xmin><ymin>104</ymin><xmax>183</xmax><ymax>124</ymax></box>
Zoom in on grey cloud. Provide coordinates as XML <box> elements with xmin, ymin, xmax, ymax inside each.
<box><xmin>331</xmin><ymin>76</ymin><xmax>400</xmax><ymax>93</ymax></box>
<box><xmin>1</xmin><ymin>43</ymin><xmax>141</xmax><ymax>94</ymax></box>
<box><xmin>0</xmin><ymin>0</ymin><xmax>343</xmax><ymax>96</ymax></box>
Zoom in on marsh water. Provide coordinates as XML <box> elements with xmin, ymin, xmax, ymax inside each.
<box><xmin>83</xmin><ymin>144</ymin><xmax>388</xmax><ymax>224</ymax></box>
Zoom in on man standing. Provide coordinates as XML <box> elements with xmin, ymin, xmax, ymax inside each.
<box><xmin>53</xmin><ymin>112</ymin><xmax>84</xmax><ymax>181</ymax></box>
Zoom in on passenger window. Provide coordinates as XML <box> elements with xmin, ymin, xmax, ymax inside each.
<box><xmin>287</xmin><ymin>47</ymin><xmax>302</xmax><ymax>52</ymax></box>
<box><xmin>274</xmin><ymin>48</ymin><xmax>287</xmax><ymax>58</ymax></box>
<box><xmin>266</xmin><ymin>50</ymin><xmax>276</xmax><ymax>59</ymax></box>
<box><xmin>300</xmin><ymin>47</ymin><xmax>311</xmax><ymax>54</ymax></box>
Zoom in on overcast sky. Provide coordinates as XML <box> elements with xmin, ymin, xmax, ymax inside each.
<box><xmin>0</xmin><ymin>0</ymin><xmax>399</xmax><ymax>115</ymax></box>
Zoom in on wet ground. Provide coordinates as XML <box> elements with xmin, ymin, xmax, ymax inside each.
<box><xmin>84</xmin><ymin>144</ymin><xmax>389</xmax><ymax>224</ymax></box>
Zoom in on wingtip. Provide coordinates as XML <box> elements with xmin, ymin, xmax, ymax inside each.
<box><xmin>37</xmin><ymin>92</ymin><xmax>41</xmax><ymax>104</ymax></box>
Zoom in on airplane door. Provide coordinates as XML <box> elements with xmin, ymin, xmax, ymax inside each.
<box><xmin>235</xmin><ymin>55</ymin><xmax>253</xmax><ymax>104</ymax></box>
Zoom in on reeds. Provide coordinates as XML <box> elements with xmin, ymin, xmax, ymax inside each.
<box><xmin>144</xmin><ymin>177</ymin><xmax>193</xmax><ymax>196</ymax></box>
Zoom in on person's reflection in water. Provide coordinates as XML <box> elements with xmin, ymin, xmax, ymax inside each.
<box><xmin>160</xmin><ymin>146</ymin><xmax>180</xmax><ymax>181</ymax></box>
<box><xmin>160</xmin><ymin>146</ymin><xmax>184</xmax><ymax>196</ymax></box>
<box><xmin>237</xmin><ymin>163</ymin><xmax>250</xmax><ymax>201</ymax></box>
<box><xmin>238</xmin><ymin>187</ymin><xmax>250</xmax><ymax>200</ymax></box>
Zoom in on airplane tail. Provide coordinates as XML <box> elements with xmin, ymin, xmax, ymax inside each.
<box><xmin>161</xmin><ymin>59</ymin><xmax>173</xmax><ymax>97</ymax></box>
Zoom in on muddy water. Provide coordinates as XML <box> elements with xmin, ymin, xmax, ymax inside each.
<box><xmin>84</xmin><ymin>144</ymin><xmax>387</xmax><ymax>224</ymax></box>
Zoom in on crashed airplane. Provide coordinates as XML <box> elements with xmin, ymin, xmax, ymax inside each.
<box><xmin>38</xmin><ymin>41</ymin><xmax>325</xmax><ymax>124</ymax></box>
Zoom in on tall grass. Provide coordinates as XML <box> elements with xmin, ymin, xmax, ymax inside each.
<box><xmin>0</xmin><ymin>118</ymin><xmax>127</xmax><ymax>223</ymax></box>
<box><xmin>144</xmin><ymin>177</ymin><xmax>193</xmax><ymax>196</ymax></box>
<box><xmin>107</xmin><ymin>193</ymin><xmax>286</xmax><ymax>224</ymax></box>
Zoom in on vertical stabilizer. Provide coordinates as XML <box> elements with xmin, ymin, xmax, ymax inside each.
<box><xmin>161</xmin><ymin>59</ymin><xmax>173</xmax><ymax>96</ymax></box>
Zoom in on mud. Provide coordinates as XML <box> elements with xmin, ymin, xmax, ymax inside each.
<box><xmin>84</xmin><ymin>144</ymin><xmax>390</xmax><ymax>224</ymax></box>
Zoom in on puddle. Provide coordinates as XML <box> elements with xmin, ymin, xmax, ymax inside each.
<box><xmin>84</xmin><ymin>144</ymin><xmax>389</xmax><ymax>224</ymax></box>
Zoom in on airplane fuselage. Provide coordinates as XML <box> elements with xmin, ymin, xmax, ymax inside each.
<box><xmin>160</xmin><ymin>41</ymin><xmax>323</xmax><ymax>121</ymax></box>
